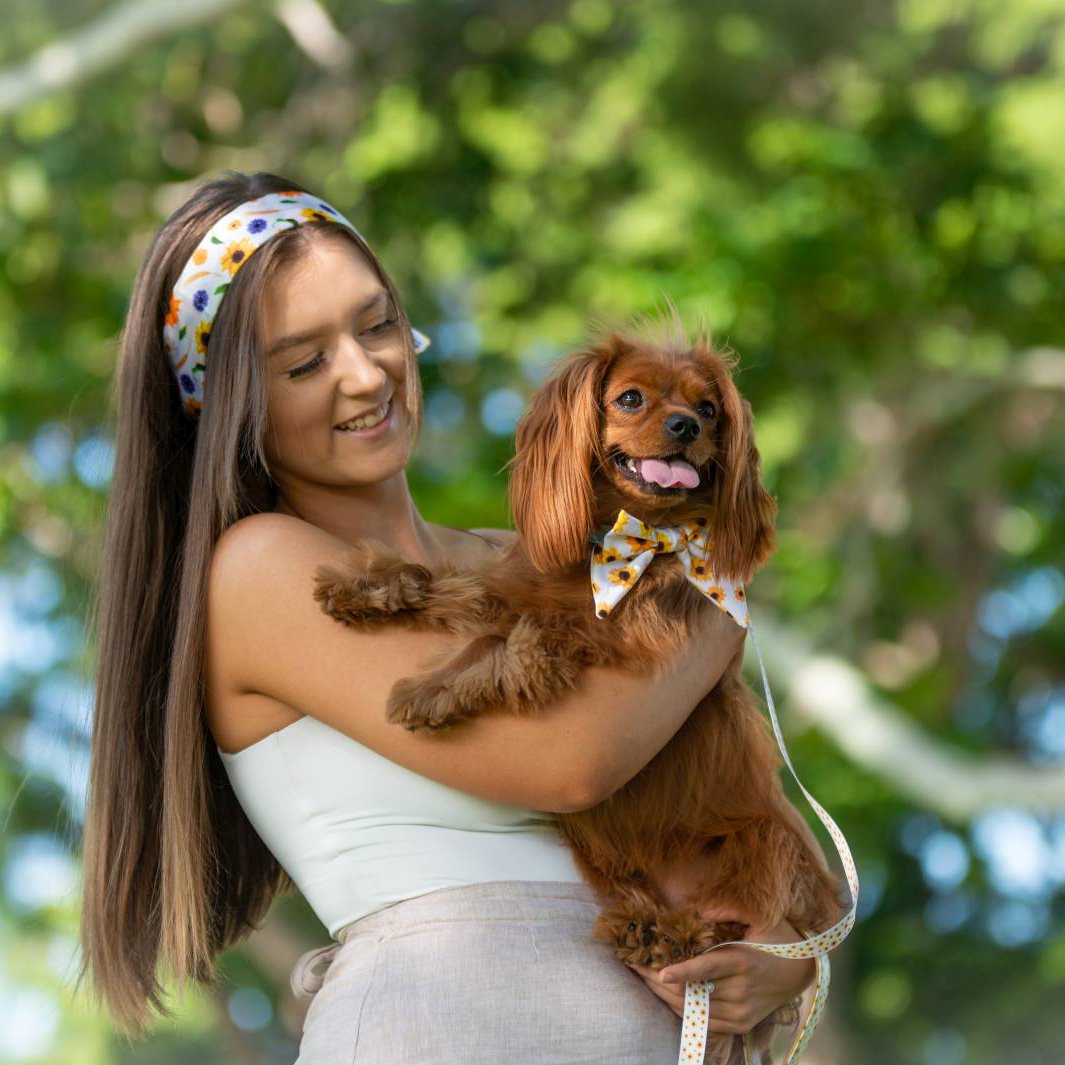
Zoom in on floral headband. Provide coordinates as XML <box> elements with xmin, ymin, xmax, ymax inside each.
<box><xmin>162</xmin><ymin>190</ymin><xmax>431</xmax><ymax>417</ymax></box>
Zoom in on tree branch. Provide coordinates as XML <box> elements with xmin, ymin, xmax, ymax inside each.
<box><xmin>0</xmin><ymin>0</ymin><xmax>247</xmax><ymax>116</ymax></box>
<box><xmin>749</xmin><ymin>614</ymin><xmax>1065</xmax><ymax>821</ymax></box>
<box><xmin>274</xmin><ymin>0</ymin><xmax>353</xmax><ymax>69</ymax></box>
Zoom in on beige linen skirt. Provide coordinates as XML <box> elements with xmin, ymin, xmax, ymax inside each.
<box><xmin>291</xmin><ymin>880</ymin><xmax>684</xmax><ymax>1064</ymax></box>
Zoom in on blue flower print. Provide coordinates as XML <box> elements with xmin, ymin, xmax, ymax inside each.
<box><xmin>247</xmin><ymin>218</ymin><xmax>268</xmax><ymax>234</ymax></box>
<box><xmin>193</xmin><ymin>289</ymin><xmax>209</xmax><ymax>312</ymax></box>
<box><xmin>180</xmin><ymin>373</ymin><xmax>195</xmax><ymax>394</ymax></box>
<box><xmin>317</xmin><ymin>202</ymin><xmax>338</xmax><ymax>215</ymax></box>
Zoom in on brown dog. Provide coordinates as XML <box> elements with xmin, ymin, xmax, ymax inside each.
<box><xmin>313</xmin><ymin>318</ymin><xmax>844</xmax><ymax>1062</ymax></box>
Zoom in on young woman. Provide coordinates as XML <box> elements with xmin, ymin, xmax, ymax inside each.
<box><xmin>79</xmin><ymin>170</ymin><xmax>816</xmax><ymax>1062</ymax></box>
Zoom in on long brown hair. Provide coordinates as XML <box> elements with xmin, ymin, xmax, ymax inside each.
<box><xmin>77</xmin><ymin>171</ymin><xmax>422</xmax><ymax>1034</ymax></box>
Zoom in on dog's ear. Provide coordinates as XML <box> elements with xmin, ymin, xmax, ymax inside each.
<box><xmin>509</xmin><ymin>346</ymin><xmax>613</xmax><ymax>572</ymax></box>
<box><xmin>712</xmin><ymin>377</ymin><xmax>778</xmax><ymax>583</ymax></box>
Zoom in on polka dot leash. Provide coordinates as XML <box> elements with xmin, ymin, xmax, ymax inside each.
<box><xmin>678</xmin><ymin>979</ymin><xmax>712</xmax><ymax>1063</ymax></box>
<box><xmin>679</xmin><ymin>949</ymin><xmax>830</xmax><ymax>1064</ymax></box>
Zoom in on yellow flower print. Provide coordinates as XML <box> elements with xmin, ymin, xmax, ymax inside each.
<box><xmin>164</xmin><ymin>296</ymin><xmax>180</xmax><ymax>327</ymax></box>
<box><xmin>707</xmin><ymin>586</ymin><xmax>725</xmax><ymax>604</ymax></box>
<box><xmin>193</xmin><ymin>248</ymin><xmax>208</xmax><ymax>265</ymax></box>
<box><xmin>599</xmin><ymin>548</ymin><xmax>622</xmax><ymax>564</ymax></box>
<box><xmin>596</xmin><ymin>604</ymin><xmax>612</xmax><ymax>619</ymax></box>
<box><xmin>608</xmin><ymin>566</ymin><xmax>637</xmax><ymax>587</ymax></box>
<box><xmin>690</xmin><ymin>561</ymin><xmax>711</xmax><ymax>579</ymax></box>
<box><xmin>301</xmin><ymin>207</ymin><xmax>332</xmax><ymax>223</ymax></box>
<box><xmin>220</xmin><ymin>239</ymin><xmax>255</xmax><ymax>275</ymax></box>
<box><xmin>736</xmin><ymin>588</ymin><xmax>745</xmax><ymax>601</ymax></box>
<box><xmin>624</xmin><ymin>536</ymin><xmax>651</xmax><ymax>554</ymax></box>
<box><xmin>226</xmin><ymin>217</ymin><xmax>245</xmax><ymax>232</ymax></box>
<box><xmin>195</xmin><ymin>320</ymin><xmax>211</xmax><ymax>355</ymax></box>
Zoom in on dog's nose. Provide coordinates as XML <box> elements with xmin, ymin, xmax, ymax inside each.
<box><xmin>641</xmin><ymin>929</ymin><xmax>655</xmax><ymax>947</ymax></box>
<box><xmin>665</xmin><ymin>414</ymin><xmax>700</xmax><ymax>443</ymax></box>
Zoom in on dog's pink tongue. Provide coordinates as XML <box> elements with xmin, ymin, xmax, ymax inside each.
<box><xmin>639</xmin><ymin>458</ymin><xmax>700</xmax><ymax>489</ymax></box>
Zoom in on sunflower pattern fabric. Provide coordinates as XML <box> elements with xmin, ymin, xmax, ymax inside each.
<box><xmin>589</xmin><ymin>509</ymin><xmax>749</xmax><ymax>627</ymax></box>
<box><xmin>162</xmin><ymin>190</ymin><xmax>431</xmax><ymax>417</ymax></box>
<box><xmin>588</xmin><ymin>508</ymin><xmax>859</xmax><ymax>1065</ymax></box>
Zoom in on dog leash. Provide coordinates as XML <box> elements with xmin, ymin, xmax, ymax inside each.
<box><xmin>588</xmin><ymin>513</ymin><xmax>857</xmax><ymax>1063</ymax></box>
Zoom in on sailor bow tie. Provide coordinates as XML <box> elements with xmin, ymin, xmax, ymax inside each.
<box><xmin>590</xmin><ymin>509</ymin><xmax>749</xmax><ymax>629</ymax></box>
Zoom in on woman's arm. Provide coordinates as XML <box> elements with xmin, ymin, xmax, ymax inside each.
<box><xmin>208</xmin><ymin>513</ymin><xmax>745</xmax><ymax>813</ymax></box>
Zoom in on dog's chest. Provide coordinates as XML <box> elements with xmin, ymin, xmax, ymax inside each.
<box><xmin>620</xmin><ymin>553</ymin><xmax>707</xmax><ymax>613</ymax></box>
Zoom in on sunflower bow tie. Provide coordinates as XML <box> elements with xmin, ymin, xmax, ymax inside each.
<box><xmin>590</xmin><ymin>509</ymin><xmax>749</xmax><ymax>628</ymax></box>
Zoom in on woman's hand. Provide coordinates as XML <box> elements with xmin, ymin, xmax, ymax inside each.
<box><xmin>624</xmin><ymin>908</ymin><xmax>815</xmax><ymax>1036</ymax></box>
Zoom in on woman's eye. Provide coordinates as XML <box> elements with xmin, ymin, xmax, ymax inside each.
<box><xmin>616</xmin><ymin>389</ymin><xmax>644</xmax><ymax>410</ymax></box>
<box><xmin>365</xmin><ymin>317</ymin><xmax>398</xmax><ymax>337</ymax></box>
<box><xmin>286</xmin><ymin>352</ymin><xmax>325</xmax><ymax>379</ymax></box>
<box><xmin>697</xmin><ymin>400</ymin><xmax>716</xmax><ymax>419</ymax></box>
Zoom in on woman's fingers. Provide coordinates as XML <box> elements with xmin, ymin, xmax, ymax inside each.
<box><xmin>628</xmin><ymin>965</ymin><xmax>685</xmax><ymax>1017</ymax></box>
<box><xmin>656</xmin><ymin>945</ymin><xmax>749</xmax><ymax>987</ymax></box>
<box><xmin>621</xmin><ymin>962</ymin><xmax>741</xmax><ymax>1018</ymax></box>
<box><xmin>626</xmin><ymin>963</ymin><xmax>756</xmax><ymax>1030</ymax></box>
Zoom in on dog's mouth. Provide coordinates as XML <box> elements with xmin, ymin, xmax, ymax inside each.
<box><xmin>611</xmin><ymin>450</ymin><xmax>701</xmax><ymax>494</ymax></box>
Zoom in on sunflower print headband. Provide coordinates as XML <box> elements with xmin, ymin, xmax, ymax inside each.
<box><xmin>161</xmin><ymin>190</ymin><xmax>431</xmax><ymax>417</ymax></box>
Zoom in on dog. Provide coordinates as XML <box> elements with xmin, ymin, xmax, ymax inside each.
<box><xmin>313</xmin><ymin>316</ymin><xmax>844</xmax><ymax>1062</ymax></box>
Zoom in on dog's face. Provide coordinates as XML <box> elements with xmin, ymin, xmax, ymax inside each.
<box><xmin>510</xmin><ymin>327</ymin><xmax>777</xmax><ymax>581</ymax></box>
<box><xmin>596</xmin><ymin>345</ymin><xmax>727</xmax><ymax>525</ymax></box>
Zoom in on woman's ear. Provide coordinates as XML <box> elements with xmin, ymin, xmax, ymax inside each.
<box><xmin>712</xmin><ymin>378</ymin><xmax>778</xmax><ymax>584</ymax></box>
<box><xmin>508</xmin><ymin>346</ymin><xmax>612</xmax><ymax>572</ymax></box>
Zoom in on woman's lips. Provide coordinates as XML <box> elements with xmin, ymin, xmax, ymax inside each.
<box><xmin>333</xmin><ymin>397</ymin><xmax>394</xmax><ymax>439</ymax></box>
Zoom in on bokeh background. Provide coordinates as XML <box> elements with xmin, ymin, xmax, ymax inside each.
<box><xmin>2</xmin><ymin>0</ymin><xmax>1064</xmax><ymax>1062</ymax></box>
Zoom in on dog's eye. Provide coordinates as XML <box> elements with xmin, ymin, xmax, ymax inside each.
<box><xmin>697</xmin><ymin>400</ymin><xmax>716</xmax><ymax>419</ymax></box>
<box><xmin>616</xmin><ymin>389</ymin><xmax>644</xmax><ymax>410</ymax></box>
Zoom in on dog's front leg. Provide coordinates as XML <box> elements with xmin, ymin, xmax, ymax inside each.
<box><xmin>387</xmin><ymin>613</ymin><xmax>593</xmax><ymax>731</ymax></box>
<box><xmin>313</xmin><ymin>542</ymin><xmax>501</xmax><ymax>636</ymax></box>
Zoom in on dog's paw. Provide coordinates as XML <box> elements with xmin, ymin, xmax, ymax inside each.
<box><xmin>386</xmin><ymin>677</ymin><xmax>469</xmax><ymax>732</ymax></box>
<box><xmin>313</xmin><ymin>563</ymin><xmax>432</xmax><ymax>627</ymax></box>
<box><xmin>647</xmin><ymin>908</ymin><xmax>748</xmax><ymax>968</ymax></box>
<box><xmin>646</xmin><ymin>905</ymin><xmax>700</xmax><ymax>967</ymax></box>
<box><xmin>594</xmin><ymin>882</ymin><xmax>664</xmax><ymax>966</ymax></box>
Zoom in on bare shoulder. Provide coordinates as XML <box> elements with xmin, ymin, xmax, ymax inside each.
<box><xmin>206</xmin><ymin>512</ymin><xmax>358</xmax><ymax>751</ymax></box>
<box><xmin>211</xmin><ymin>511</ymin><xmax>345</xmax><ymax>580</ymax></box>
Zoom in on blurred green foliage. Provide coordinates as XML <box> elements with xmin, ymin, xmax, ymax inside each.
<box><xmin>1</xmin><ymin>0</ymin><xmax>1063</xmax><ymax>1062</ymax></box>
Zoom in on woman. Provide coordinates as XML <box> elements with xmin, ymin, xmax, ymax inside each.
<box><xmin>79</xmin><ymin>170</ymin><xmax>816</xmax><ymax>1062</ymax></box>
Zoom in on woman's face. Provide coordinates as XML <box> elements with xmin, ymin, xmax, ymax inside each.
<box><xmin>260</xmin><ymin>233</ymin><xmax>414</xmax><ymax>490</ymax></box>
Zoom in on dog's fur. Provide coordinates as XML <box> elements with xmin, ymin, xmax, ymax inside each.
<box><xmin>313</xmin><ymin>316</ymin><xmax>844</xmax><ymax>1062</ymax></box>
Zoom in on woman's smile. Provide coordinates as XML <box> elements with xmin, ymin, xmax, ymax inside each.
<box><xmin>333</xmin><ymin>397</ymin><xmax>395</xmax><ymax>440</ymax></box>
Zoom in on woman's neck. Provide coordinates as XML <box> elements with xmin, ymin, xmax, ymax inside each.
<box><xmin>271</xmin><ymin>475</ymin><xmax>443</xmax><ymax>564</ymax></box>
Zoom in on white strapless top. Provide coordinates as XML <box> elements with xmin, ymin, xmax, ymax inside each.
<box><xmin>216</xmin><ymin>714</ymin><xmax>584</xmax><ymax>938</ymax></box>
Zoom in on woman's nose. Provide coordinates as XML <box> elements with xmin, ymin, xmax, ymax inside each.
<box><xmin>334</xmin><ymin>334</ymin><xmax>387</xmax><ymax>394</ymax></box>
